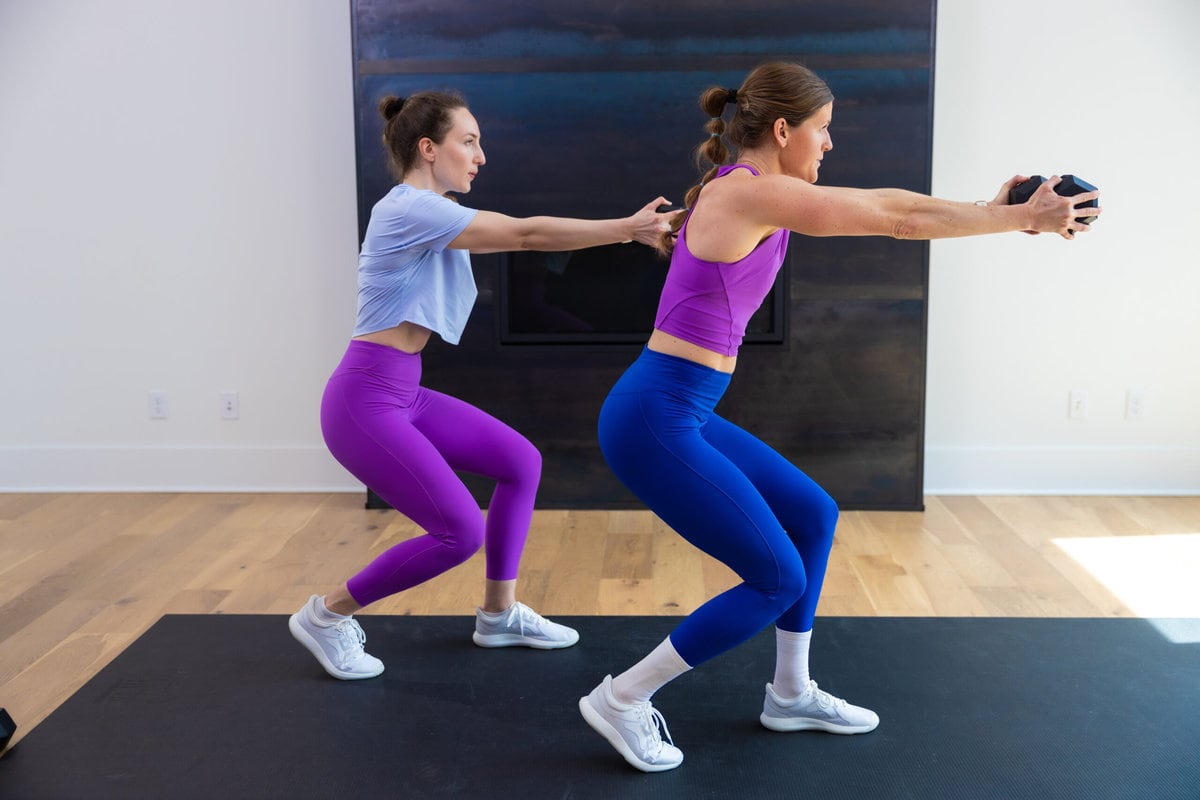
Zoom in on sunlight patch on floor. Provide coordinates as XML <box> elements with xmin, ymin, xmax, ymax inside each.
<box><xmin>1053</xmin><ymin>533</ymin><xmax>1200</xmax><ymax>643</ymax></box>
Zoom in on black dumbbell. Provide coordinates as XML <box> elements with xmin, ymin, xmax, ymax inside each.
<box><xmin>0</xmin><ymin>707</ymin><xmax>15</xmax><ymax>752</ymax></box>
<box><xmin>1009</xmin><ymin>174</ymin><xmax>1099</xmax><ymax>225</ymax></box>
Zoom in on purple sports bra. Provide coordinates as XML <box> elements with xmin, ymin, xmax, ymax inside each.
<box><xmin>653</xmin><ymin>164</ymin><xmax>789</xmax><ymax>357</ymax></box>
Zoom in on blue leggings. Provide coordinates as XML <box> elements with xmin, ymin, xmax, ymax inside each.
<box><xmin>598</xmin><ymin>348</ymin><xmax>838</xmax><ymax>668</ymax></box>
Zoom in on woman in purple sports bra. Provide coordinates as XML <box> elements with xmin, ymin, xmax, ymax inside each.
<box><xmin>578</xmin><ymin>61</ymin><xmax>1101</xmax><ymax>773</ymax></box>
<box><xmin>288</xmin><ymin>90</ymin><xmax>671</xmax><ymax>682</ymax></box>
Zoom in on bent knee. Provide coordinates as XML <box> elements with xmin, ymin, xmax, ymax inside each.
<box><xmin>744</xmin><ymin>554</ymin><xmax>808</xmax><ymax>610</ymax></box>
<box><xmin>816</xmin><ymin>492</ymin><xmax>840</xmax><ymax>535</ymax></box>
<box><xmin>792</xmin><ymin>491</ymin><xmax>839</xmax><ymax>549</ymax></box>
<box><xmin>775</xmin><ymin>560</ymin><xmax>809</xmax><ymax>606</ymax></box>
<box><xmin>434</xmin><ymin>511</ymin><xmax>486</xmax><ymax>563</ymax></box>
<box><xmin>517</xmin><ymin>436</ymin><xmax>542</xmax><ymax>477</ymax></box>
<box><xmin>496</xmin><ymin>435</ymin><xmax>542</xmax><ymax>487</ymax></box>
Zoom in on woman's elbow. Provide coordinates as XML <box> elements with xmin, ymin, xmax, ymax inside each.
<box><xmin>889</xmin><ymin>214</ymin><xmax>923</xmax><ymax>240</ymax></box>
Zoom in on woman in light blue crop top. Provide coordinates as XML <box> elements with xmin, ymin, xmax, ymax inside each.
<box><xmin>579</xmin><ymin>61</ymin><xmax>1101</xmax><ymax>773</ymax></box>
<box><xmin>288</xmin><ymin>90</ymin><xmax>671</xmax><ymax>682</ymax></box>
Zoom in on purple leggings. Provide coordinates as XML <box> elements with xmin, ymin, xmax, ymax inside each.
<box><xmin>320</xmin><ymin>340</ymin><xmax>542</xmax><ymax>608</ymax></box>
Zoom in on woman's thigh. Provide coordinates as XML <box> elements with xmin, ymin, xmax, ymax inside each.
<box><xmin>600</xmin><ymin>390</ymin><xmax>802</xmax><ymax>592</ymax></box>
<box><xmin>322</xmin><ymin>377</ymin><xmax>480</xmax><ymax>535</ymax></box>
<box><xmin>409</xmin><ymin>388</ymin><xmax>541</xmax><ymax>485</ymax></box>
<box><xmin>700</xmin><ymin>414</ymin><xmax>839</xmax><ymax>541</ymax></box>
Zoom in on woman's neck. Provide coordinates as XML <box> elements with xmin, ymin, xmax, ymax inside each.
<box><xmin>734</xmin><ymin>150</ymin><xmax>778</xmax><ymax>176</ymax></box>
<box><xmin>401</xmin><ymin>167</ymin><xmax>440</xmax><ymax>193</ymax></box>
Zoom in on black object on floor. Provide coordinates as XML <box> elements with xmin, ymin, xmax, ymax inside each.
<box><xmin>1</xmin><ymin>616</ymin><xmax>1197</xmax><ymax>799</ymax></box>
<box><xmin>0</xmin><ymin>707</ymin><xmax>14</xmax><ymax>753</ymax></box>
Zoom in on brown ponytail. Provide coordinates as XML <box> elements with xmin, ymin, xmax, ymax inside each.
<box><xmin>657</xmin><ymin>62</ymin><xmax>833</xmax><ymax>256</ymax></box>
<box><xmin>657</xmin><ymin>87</ymin><xmax>736</xmax><ymax>256</ymax></box>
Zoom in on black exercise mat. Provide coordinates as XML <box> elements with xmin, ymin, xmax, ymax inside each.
<box><xmin>2</xmin><ymin>616</ymin><xmax>1197</xmax><ymax>799</ymax></box>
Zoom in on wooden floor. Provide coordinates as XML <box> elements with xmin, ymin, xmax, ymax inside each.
<box><xmin>2</xmin><ymin>492</ymin><xmax>1198</xmax><ymax>751</ymax></box>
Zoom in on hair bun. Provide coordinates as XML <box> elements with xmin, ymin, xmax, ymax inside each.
<box><xmin>378</xmin><ymin>95</ymin><xmax>406</xmax><ymax>121</ymax></box>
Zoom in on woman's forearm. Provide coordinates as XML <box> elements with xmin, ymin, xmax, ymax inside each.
<box><xmin>513</xmin><ymin>216</ymin><xmax>633</xmax><ymax>251</ymax></box>
<box><xmin>881</xmin><ymin>191</ymin><xmax>1035</xmax><ymax>240</ymax></box>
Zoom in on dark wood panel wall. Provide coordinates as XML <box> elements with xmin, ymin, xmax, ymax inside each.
<box><xmin>353</xmin><ymin>0</ymin><xmax>935</xmax><ymax>510</ymax></box>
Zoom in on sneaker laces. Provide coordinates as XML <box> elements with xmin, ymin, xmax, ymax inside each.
<box><xmin>648</xmin><ymin>705</ymin><xmax>676</xmax><ymax>747</ymax></box>
<box><xmin>333</xmin><ymin>618</ymin><xmax>367</xmax><ymax>660</ymax></box>
<box><xmin>804</xmin><ymin>680</ymin><xmax>846</xmax><ymax>711</ymax></box>
<box><xmin>633</xmin><ymin>702</ymin><xmax>676</xmax><ymax>757</ymax></box>
<box><xmin>504</xmin><ymin>602</ymin><xmax>546</xmax><ymax>635</ymax></box>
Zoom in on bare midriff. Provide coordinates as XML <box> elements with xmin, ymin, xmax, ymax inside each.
<box><xmin>353</xmin><ymin>321</ymin><xmax>432</xmax><ymax>354</ymax></box>
<box><xmin>646</xmin><ymin>329</ymin><xmax>737</xmax><ymax>374</ymax></box>
<box><xmin>354</xmin><ymin>324</ymin><xmax>737</xmax><ymax>372</ymax></box>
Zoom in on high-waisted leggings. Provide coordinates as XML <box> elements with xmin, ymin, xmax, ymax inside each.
<box><xmin>598</xmin><ymin>348</ymin><xmax>839</xmax><ymax>668</ymax></box>
<box><xmin>321</xmin><ymin>340</ymin><xmax>541</xmax><ymax>607</ymax></box>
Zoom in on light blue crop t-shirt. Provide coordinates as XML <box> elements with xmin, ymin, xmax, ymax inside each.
<box><xmin>353</xmin><ymin>184</ymin><xmax>479</xmax><ymax>344</ymax></box>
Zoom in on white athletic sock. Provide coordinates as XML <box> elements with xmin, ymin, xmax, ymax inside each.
<box><xmin>311</xmin><ymin>595</ymin><xmax>350</xmax><ymax>626</ymax></box>
<box><xmin>772</xmin><ymin>628</ymin><xmax>812</xmax><ymax>699</ymax></box>
<box><xmin>610</xmin><ymin>637</ymin><xmax>692</xmax><ymax>706</ymax></box>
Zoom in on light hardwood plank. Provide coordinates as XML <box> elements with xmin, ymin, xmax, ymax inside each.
<box><xmin>1</xmin><ymin>492</ymin><xmax>1197</xmax><ymax>751</ymax></box>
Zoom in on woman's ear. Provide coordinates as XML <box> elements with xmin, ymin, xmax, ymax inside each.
<box><xmin>418</xmin><ymin>136</ymin><xmax>437</xmax><ymax>162</ymax></box>
<box><xmin>773</xmin><ymin>118</ymin><xmax>789</xmax><ymax>147</ymax></box>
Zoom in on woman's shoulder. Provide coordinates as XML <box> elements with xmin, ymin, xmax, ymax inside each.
<box><xmin>379</xmin><ymin>183</ymin><xmax>444</xmax><ymax>206</ymax></box>
<box><xmin>691</xmin><ymin>169</ymin><xmax>758</xmax><ymax>213</ymax></box>
<box><xmin>703</xmin><ymin>170</ymin><xmax>815</xmax><ymax>220</ymax></box>
<box><xmin>374</xmin><ymin>184</ymin><xmax>473</xmax><ymax>219</ymax></box>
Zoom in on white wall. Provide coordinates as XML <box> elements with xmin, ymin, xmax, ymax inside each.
<box><xmin>0</xmin><ymin>0</ymin><xmax>1196</xmax><ymax>494</ymax></box>
<box><xmin>0</xmin><ymin>0</ymin><xmax>361</xmax><ymax>489</ymax></box>
<box><xmin>928</xmin><ymin>0</ymin><xmax>1200</xmax><ymax>493</ymax></box>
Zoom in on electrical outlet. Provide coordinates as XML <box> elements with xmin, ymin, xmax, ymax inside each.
<box><xmin>220</xmin><ymin>391</ymin><xmax>239</xmax><ymax>420</ymax></box>
<box><xmin>1068</xmin><ymin>389</ymin><xmax>1088</xmax><ymax>420</ymax></box>
<box><xmin>149</xmin><ymin>391</ymin><xmax>169</xmax><ymax>419</ymax></box>
<box><xmin>1125</xmin><ymin>389</ymin><xmax>1145</xmax><ymax>420</ymax></box>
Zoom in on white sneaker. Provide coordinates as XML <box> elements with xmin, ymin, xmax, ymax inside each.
<box><xmin>760</xmin><ymin>680</ymin><xmax>879</xmax><ymax>734</ymax></box>
<box><xmin>288</xmin><ymin>595</ymin><xmax>384</xmax><ymax>680</ymax></box>
<box><xmin>472</xmin><ymin>601</ymin><xmax>579</xmax><ymax>649</ymax></box>
<box><xmin>578</xmin><ymin>675</ymin><xmax>684</xmax><ymax>773</ymax></box>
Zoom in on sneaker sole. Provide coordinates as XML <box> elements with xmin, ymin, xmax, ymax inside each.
<box><xmin>472</xmin><ymin>631</ymin><xmax>579</xmax><ymax>649</ymax></box>
<box><xmin>288</xmin><ymin>614</ymin><xmax>384</xmax><ymax>680</ymax></box>
<box><xmin>759</xmin><ymin>712</ymin><xmax>878</xmax><ymax>734</ymax></box>
<box><xmin>578</xmin><ymin>696</ymin><xmax>683</xmax><ymax>773</ymax></box>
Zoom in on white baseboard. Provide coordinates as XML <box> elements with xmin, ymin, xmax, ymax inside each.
<box><xmin>4</xmin><ymin>445</ymin><xmax>1197</xmax><ymax>496</ymax></box>
<box><xmin>924</xmin><ymin>445</ymin><xmax>1200</xmax><ymax>495</ymax></box>
<box><xmin>0</xmin><ymin>446</ymin><xmax>362</xmax><ymax>492</ymax></box>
